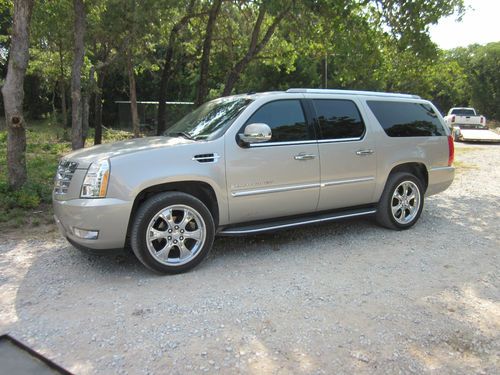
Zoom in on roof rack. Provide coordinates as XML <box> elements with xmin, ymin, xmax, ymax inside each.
<box><xmin>286</xmin><ymin>88</ymin><xmax>421</xmax><ymax>99</ymax></box>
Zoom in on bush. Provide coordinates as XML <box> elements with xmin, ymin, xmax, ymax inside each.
<box><xmin>0</xmin><ymin>182</ymin><xmax>43</xmax><ymax>210</ymax></box>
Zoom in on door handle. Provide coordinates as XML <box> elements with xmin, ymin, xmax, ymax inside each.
<box><xmin>294</xmin><ymin>153</ymin><xmax>316</xmax><ymax>161</ymax></box>
<box><xmin>356</xmin><ymin>149</ymin><xmax>374</xmax><ymax>156</ymax></box>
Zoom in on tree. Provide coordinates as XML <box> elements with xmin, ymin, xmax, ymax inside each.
<box><xmin>29</xmin><ymin>0</ymin><xmax>72</xmax><ymax>127</ymax></box>
<box><xmin>221</xmin><ymin>1</ymin><xmax>291</xmax><ymax>96</ymax></box>
<box><xmin>1</xmin><ymin>0</ymin><xmax>35</xmax><ymax>189</ymax></box>
<box><xmin>468</xmin><ymin>42</ymin><xmax>500</xmax><ymax>120</ymax></box>
<box><xmin>156</xmin><ymin>0</ymin><xmax>199</xmax><ymax>135</ymax></box>
<box><xmin>195</xmin><ymin>0</ymin><xmax>222</xmax><ymax>106</ymax></box>
<box><xmin>71</xmin><ymin>0</ymin><xmax>86</xmax><ymax>150</ymax></box>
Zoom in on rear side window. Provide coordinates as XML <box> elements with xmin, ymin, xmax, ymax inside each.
<box><xmin>367</xmin><ymin>101</ymin><xmax>446</xmax><ymax>137</ymax></box>
<box><xmin>245</xmin><ymin>100</ymin><xmax>311</xmax><ymax>142</ymax></box>
<box><xmin>312</xmin><ymin>99</ymin><xmax>365</xmax><ymax>139</ymax></box>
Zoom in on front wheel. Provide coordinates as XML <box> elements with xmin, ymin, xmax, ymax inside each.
<box><xmin>130</xmin><ymin>192</ymin><xmax>215</xmax><ymax>274</ymax></box>
<box><xmin>376</xmin><ymin>172</ymin><xmax>424</xmax><ymax>230</ymax></box>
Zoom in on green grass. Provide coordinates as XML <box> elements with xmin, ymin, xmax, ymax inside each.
<box><xmin>453</xmin><ymin>160</ymin><xmax>477</xmax><ymax>171</ymax></box>
<box><xmin>0</xmin><ymin>117</ymin><xmax>134</xmax><ymax>231</ymax></box>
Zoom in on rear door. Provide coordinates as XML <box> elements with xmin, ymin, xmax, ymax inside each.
<box><xmin>225</xmin><ymin>99</ymin><xmax>320</xmax><ymax>224</ymax></box>
<box><xmin>310</xmin><ymin>98</ymin><xmax>377</xmax><ymax>210</ymax></box>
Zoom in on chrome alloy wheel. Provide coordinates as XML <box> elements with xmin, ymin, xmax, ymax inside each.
<box><xmin>391</xmin><ymin>181</ymin><xmax>421</xmax><ymax>225</ymax></box>
<box><xmin>146</xmin><ymin>205</ymin><xmax>206</xmax><ymax>266</ymax></box>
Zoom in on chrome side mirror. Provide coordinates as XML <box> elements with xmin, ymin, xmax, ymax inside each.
<box><xmin>238</xmin><ymin>123</ymin><xmax>272</xmax><ymax>145</ymax></box>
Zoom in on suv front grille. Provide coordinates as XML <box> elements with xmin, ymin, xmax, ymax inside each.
<box><xmin>54</xmin><ymin>160</ymin><xmax>78</xmax><ymax>195</ymax></box>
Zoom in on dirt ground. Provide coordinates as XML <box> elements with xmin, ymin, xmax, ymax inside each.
<box><xmin>0</xmin><ymin>142</ymin><xmax>499</xmax><ymax>374</ymax></box>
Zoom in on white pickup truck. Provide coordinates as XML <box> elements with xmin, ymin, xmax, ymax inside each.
<box><xmin>444</xmin><ymin>107</ymin><xmax>500</xmax><ymax>142</ymax></box>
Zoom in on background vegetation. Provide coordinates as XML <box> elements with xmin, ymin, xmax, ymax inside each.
<box><xmin>0</xmin><ymin>0</ymin><xmax>499</xmax><ymax>227</ymax></box>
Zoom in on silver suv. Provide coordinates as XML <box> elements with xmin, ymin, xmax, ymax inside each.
<box><xmin>53</xmin><ymin>89</ymin><xmax>455</xmax><ymax>273</ymax></box>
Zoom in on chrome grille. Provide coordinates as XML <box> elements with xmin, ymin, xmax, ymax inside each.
<box><xmin>54</xmin><ymin>160</ymin><xmax>78</xmax><ymax>195</ymax></box>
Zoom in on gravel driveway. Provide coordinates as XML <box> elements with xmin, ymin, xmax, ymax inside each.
<box><xmin>1</xmin><ymin>143</ymin><xmax>499</xmax><ymax>375</ymax></box>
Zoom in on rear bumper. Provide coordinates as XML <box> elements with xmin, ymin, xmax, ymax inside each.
<box><xmin>460</xmin><ymin>138</ymin><xmax>500</xmax><ymax>143</ymax></box>
<box><xmin>426</xmin><ymin>166</ymin><xmax>454</xmax><ymax>197</ymax></box>
<box><xmin>53</xmin><ymin>197</ymin><xmax>133</xmax><ymax>250</ymax></box>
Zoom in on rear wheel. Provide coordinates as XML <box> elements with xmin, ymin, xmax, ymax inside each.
<box><xmin>130</xmin><ymin>192</ymin><xmax>215</xmax><ymax>274</ymax></box>
<box><xmin>376</xmin><ymin>172</ymin><xmax>424</xmax><ymax>230</ymax></box>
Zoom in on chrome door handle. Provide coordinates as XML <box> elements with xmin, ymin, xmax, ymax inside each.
<box><xmin>294</xmin><ymin>153</ymin><xmax>316</xmax><ymax>161</ymax></box>
<box><xmin>356</xmin><ymin>149</ymin><xmax>374</xmax><ymax>156</ymax></box>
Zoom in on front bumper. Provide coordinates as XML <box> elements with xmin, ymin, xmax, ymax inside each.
<box><xmin>53</xmin><ymin>197</ymin><xmax>133</xmax><ymax>250</ymax></box>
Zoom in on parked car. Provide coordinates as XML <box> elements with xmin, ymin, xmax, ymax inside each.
<box><xmin>444</xmin><ymin>107</ymin><xmax>500</xmax><ymax>142</ymax></box>
<box><xmin>53</xmin><ymin>89</ymin><xmax>455</xmax><ymax>274</ymax></box>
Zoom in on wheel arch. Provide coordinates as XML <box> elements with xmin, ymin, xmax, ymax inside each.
<box><xmin>125</xmin><ymin>181</ymin><xmax>220</xmax><ymax>246</ymax></box>
<box><xmin>388</xmin><ymin>162</ymin><xmax>429</xmax><ymax>192</ymax></box>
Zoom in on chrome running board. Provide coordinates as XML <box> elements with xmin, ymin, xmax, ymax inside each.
<box><xmin>218</xmin><ymin>207</ymin><xmax>377</xmax><ymax>236</ymax></box>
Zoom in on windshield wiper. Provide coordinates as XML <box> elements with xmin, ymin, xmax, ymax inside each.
<box><xmin>168</xmin><ymin>132</ymin><xmax>196</xmax><ymax>140</ymax></box>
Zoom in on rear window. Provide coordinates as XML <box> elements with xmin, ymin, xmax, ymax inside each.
<box><xmin>312</xmin><ymin>99</ymin><xmax>365</xmax><ymax>139</ymax></box>
<box><xmin>367</xmin><ymin>101</ymin><xmax>446</xmax><ymax>137</ymax></box>
<box><xmin>451</xmin><ymin>108</ymin><xmax>475</xmax><ymax>116</ymax></box>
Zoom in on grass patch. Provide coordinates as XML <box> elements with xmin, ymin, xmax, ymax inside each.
<box><xmin>453</xmin><ymin>160</ymin><xmax>478</xmax><ymax>172</ymax></box>
<box><xmin>454</xmin><ymin>146</ymin><xmax>483</xmax><ymax>155</ymax></box>
<box><xmin>0</xmin><ymin>118</ymin><xmax>134</xmax><ymax>232</ymax></box>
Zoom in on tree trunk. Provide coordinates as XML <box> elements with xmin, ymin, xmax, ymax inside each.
<box><xmin>127</xmin><ymin>52</ymin><xmax>140</xmax><ymax>138</ymax></box>
<box><xmin>222</xmin><ymin>5</ymin><xmax>289</xmax><ymax>96</ymax></box>
<box><xmin>59</xmin><ymin>78</ymin><xmax>67</xmax><ymax>127</ymax></box>
<box><xmin>94</xmin><ymin>70</ymin><xmax>105</xmax><ymax>145</ymax></box>
<box><xmin>157</xmin><ymin>0</ymin><xmax>197</xmax><ymax>135</ymax></box>
<box><xmin>81</xmin><ymin>65</ymin><xmax>96</xmax><ymax>146</ymax></box>
<box><xmin>195</xmin><ymin>0</ymin><xmax>222</xmax><ymax>106</ymax></box>
<box><xmin>58</xmin><ymin>41</ymin><xmax>68</xmax><ymax>127</ymax></box>
<box><xmin>157</xmin><ymin>51</ymin><xmax>173</xmax><ymax>135</ymax></box>
<box><xmin>71</xmin><ymin>0</ymin><xmax>86</xmax><ymax>150</ymax></box>
<box><xmin>82</xmin><ymin>92</ymin><xmax>89</xmax><ymax>146</ymax></box>
<box><xmin>1</xmin><ymin>0</ymin><xmax>35</xmax><ymax>189</ymax></box>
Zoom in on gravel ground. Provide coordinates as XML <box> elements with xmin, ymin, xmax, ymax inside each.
<box><xmin>1</xmin><ymin>143</ymin><xmax>499</xmax><ymax>375</ymax></box>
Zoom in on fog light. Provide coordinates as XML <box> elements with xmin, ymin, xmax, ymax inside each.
<box><xmin>72</xmin><ymin>227</ymin><xmax>99</xmax><ymax>240</ymax></box>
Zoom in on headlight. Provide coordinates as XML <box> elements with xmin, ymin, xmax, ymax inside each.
<box><xmin>81</xmin><ymin>160</ymin><xmax>110</xmax><ymax>198</ymax></box>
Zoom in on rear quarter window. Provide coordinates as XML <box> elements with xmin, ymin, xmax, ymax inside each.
<box><xmin>367</xmin><ymin>101</ymin><xmax>446</xmax><ymax>137</ymax></box>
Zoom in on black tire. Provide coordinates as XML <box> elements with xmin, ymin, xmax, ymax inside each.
<box><xmin>375</xmin><ymin>172</ymin><xmax>424</xmax><ymax>230</ymax></box>
<box><xmin>130</xmin><ymin>192</ymin><xmax>215</xmax><ymax>274</ymax></box>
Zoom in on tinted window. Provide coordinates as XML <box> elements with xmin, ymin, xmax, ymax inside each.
<box><xmin>367</xmin><ymin>101</ymin><xmax>446</xmax><ymax>137</ymax></box>
<box><xmin>245</xmin><ymin>100</ymin><xmax>311</xmax><ymax>142</ymax></box>
<box><xmin>450</xmin><ymin>108</ymin><xmax>476</xmax><ymax>116</ymax></box>
<box><xmin>313</xmin><ymin>99</ymin><xmax>365</xmax><ymax>139</ymax></box>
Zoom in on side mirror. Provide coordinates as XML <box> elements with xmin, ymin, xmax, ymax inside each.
<box><xmin>238</xmin><ymin>123</ymin><xmax>272</xmax><ymax>145</ymax></box>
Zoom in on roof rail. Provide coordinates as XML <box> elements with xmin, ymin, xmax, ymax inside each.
<box><xmin>286</xmin><ymin>88</ymin><xmax>421</xmax><ymax>99</ymax></box>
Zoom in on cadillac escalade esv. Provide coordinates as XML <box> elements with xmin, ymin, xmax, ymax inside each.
<box><xmin>53</xmin><ymin>89</ymin><xmax>455</xmax><ymax>274</ymax></box>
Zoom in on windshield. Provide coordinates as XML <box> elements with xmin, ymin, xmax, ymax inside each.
<box><xmin>451</xmin><ymin>108</ymin><xmax>476</xmax><ymax>116</ymax></box>
<box><xmin>165</xmin><ymin>97</ymin><xmax>253</xmax><ymax>140</ymax></box>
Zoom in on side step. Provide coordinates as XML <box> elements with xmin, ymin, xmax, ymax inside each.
<box><xmin>218</xmin><ymin>207</ymin><xmax>377</xmax><ymax>236</ymax></box>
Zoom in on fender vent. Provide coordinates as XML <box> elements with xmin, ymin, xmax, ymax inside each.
<box><xmin>193</xmin><ymin>153</ymin><xmax>220</xmax><ymax>163</ymax></box>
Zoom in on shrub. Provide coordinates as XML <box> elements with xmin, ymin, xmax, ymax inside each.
<box><xmin>0</xmin><ymin>182</ymin><xmax>44</xmax><ymax>210</ymax></box>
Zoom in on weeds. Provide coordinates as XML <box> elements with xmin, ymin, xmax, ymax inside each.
<box><xmin>0</xmin><ymin>119</ymin><xmax>134</xmax><ymax>230</ymax></box>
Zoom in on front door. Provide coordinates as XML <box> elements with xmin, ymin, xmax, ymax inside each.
<box><xmin>225</xmin><ymin>99</ymin><xmax>320</xmax><ymax>224</ymax></box>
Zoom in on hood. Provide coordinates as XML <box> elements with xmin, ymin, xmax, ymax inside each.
<box><xmin>64</xmin><ymin>136</ymin><xmax>193</xmax><ymax>168</ymax></box>
<box><xmin>460</xmin><ymin>129</ymin><xmax>500</xmax><ymax>141</ymax></box>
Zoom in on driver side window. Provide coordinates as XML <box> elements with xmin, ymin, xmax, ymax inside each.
<box><xmin>245</xmin><ymin>100</ymin><xmax>312</xmax><ymax>142</ymax></box>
